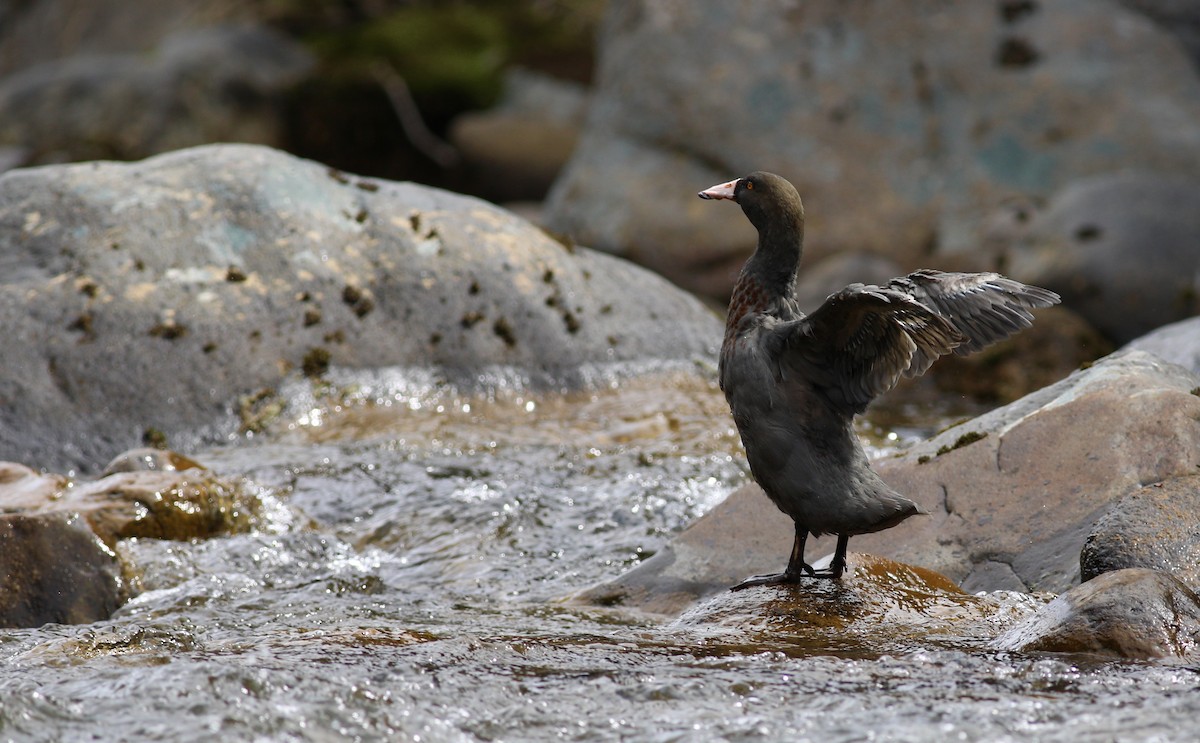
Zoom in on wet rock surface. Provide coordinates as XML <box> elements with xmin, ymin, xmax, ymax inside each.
<box><xmin>992</xmin><ymin>568</ymin><xmax>1200</xmax><ymax>659</ymax></box>
<box><xmin>579</xmin><ymin>350</ymin><xmax>1200</xmax><ymax>611</ymax></box>
<box><xmin>1081</xmin><ymin>476</ymin><xmax>1200</xmax><ymax>591</ymax></box>
<box><xmin>545</xmin><ymin>0</ymin><xmax>1200</xmax><ymax>298</ymax></box>
<box><xmin>667</xmin><ymin>554</ymin><xmax>1040</xmax><ymax>656</ymax></box>
<box><xmin>0</xmin><ymin>512</ymin><xmax>125</xmax><ymax>629</ymax></box>
<box><xmin>61</xmin><ymin>469</ymin><xmax>253</xmax><ymax>547</ymax></box>
<box><xmin>0</xmin><ymin>143</ymin><xmax>721</xmax><ymax>472</ymax></box>
<box><xmin>101</xmin><ymin>447</ymin><xmax>206</xmax><ymax>476</ymax></box>
<box><xmin>0</xmin><ymin>463</ymin><xmax>122</xmax><ymax>628</ymax></box>
<box><xmin>0</xmin><ymin>453</ymin><xmax>260</xmax><ymax>627</ymax></box>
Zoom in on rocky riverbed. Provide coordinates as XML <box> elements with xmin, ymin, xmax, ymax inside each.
<box><xmin>3</xmin><ymin>144</ymin><xmax>1200</xmax><ymax>740</ymax></box>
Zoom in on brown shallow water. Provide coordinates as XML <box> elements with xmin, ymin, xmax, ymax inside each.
<box><xmin>2</xmin><ymin>364</ymin><xmax>1198</xmax><ymax>741</ymax></box>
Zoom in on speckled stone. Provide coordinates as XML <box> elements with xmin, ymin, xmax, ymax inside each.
<box><xmin>0</xmin><ymin>144</ymin><xmax>721</xmax><ymax>471</ymax></box>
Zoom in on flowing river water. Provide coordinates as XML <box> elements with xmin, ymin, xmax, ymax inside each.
<box><xmin>2</xmin><ymin>366</ymin><xmax>1198</xmax><ymax>741</ymax></box>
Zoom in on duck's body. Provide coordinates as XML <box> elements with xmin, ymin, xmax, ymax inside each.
<box><xmin>700</xmin><ymin>172</ymin><xmax>1059</xmax><ymax>590</ymax></box>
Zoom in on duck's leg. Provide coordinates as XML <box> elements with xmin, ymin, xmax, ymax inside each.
<box><xmin>809</xmin><ymin>534</ymin><xmax>849</xmax><ymax>580</ymax></box>
<box><xmin>729</xmin><ymin>523</ymin><xmax>815</xmax><ymax>591</ymax></box>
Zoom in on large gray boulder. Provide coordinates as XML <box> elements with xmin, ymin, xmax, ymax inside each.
<box><xmin>576</xmin><ymin>350</ymin><xmax>1200</xmax><ymax>613</ymax></box>
<box><xmin>0</xmin><ymin>25</ymin><xmax>313</xmax><ymax>165</ymax></box>
<box><xmin>0</xmin><ymin>144</ymin><xmax>721</xmax><ymax>472</ymax></box>
<box><xmin>1005</xmin><ymin>172</ymin><xmax>1200</xmax><ymax>344</ymax></box>
<box><xmin>544</xmin><ymin>0</ymin><xmax>1200</xmax><ymax>298</ymax></box>
<box><xmin>0</xmin><ymin>0</ymin><xmax>253</xmax><ymax>78</ymax></box>
<box><xmin>1124</xmin><ymin>315</ymin><xmax>1200</xmax><ymax>374</ymax></box>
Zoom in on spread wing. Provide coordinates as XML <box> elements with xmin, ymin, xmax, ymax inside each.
<box><xmin>774</xmin><ymin>270</ymin><xmax>1060</xmax><ymax>415</ymax></box>
<box><xmin>888</xmin><ymin>269</ymin><xmax>1061</xmax><ymax>354</ymax></box>
<box><xmin>776</xmin><ymin>285</ymin><xmax>964</xmax><ymax>414</ymax></box>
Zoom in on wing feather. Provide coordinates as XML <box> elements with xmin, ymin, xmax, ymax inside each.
<box><xmin>770</xmin><ymin>269</ymin><xmax>1059</xmax><ymax>415</ymax></box>
<box><xmin>890</xmin><ymin>270</ymin><xmax>1060</xmax><ymax>354</ymax></box>
<box><xmin>776</xmin><ymin>285</ymin><xmax>963</xmax><ymax>414</ymax></box>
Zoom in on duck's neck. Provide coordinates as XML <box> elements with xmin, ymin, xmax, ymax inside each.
<box><xmin>725</xmin><ymin>217</ymin><xmax>804</xmax><ymax>333</ymax></box>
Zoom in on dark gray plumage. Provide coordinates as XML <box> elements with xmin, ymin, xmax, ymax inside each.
<box><xmin>698</xmin><ymin>172</ymin><xmax>1059</xmax><ymax>590</ymax></box>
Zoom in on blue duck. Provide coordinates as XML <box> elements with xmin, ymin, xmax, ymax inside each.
<box><xmin>699</xmin><ymin>172</ymin><xmax>1060</xmax><ymax>590</ymax></box>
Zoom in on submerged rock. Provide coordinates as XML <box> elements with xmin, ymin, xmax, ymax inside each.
<box><xmin>0</xmin><ymin>143</ymin><xmax>721</xmax><ymax>471</ymax></box>
<box><xmin>1</xmin><ymin>455</ymin><xmax>256</xmax><ymax>547</ymax></box>
<box><xmin>0</xmin><ymin>451</ymin><xmax>260</xmax><ymax>627</ymax></box>
<box><xmin>0</xmin><ymin>512</ymin><xmax>125</xmax><ymax>629</ymax></box>
<box><xmin>577</xmin><ymin>549</ymin><xmax>965</xmax><ymax>619</ymax></box>
<box><xmin>63</xmin><ymin>470</ymin><xmax>251</xmax><ymax>547</ymax></box>
<box><xmin>576</xmin><ymin>350</ymin><xmax>1200</xmax><ymax>613</ymax></box>
<box><xmin>991</xmin><ymin>568</ymin><xmax>1200</xmax><ymax>659</ymax></box>
<box><xmin>0</xmin><ymin>461</ymin><xmax>66</xmax><ymax>508</ymax></box>
<box><xmin>667</xmin><ymin>554</ymin><xmax>1039</xmax><ymax>655</ymax></box>
<box><xmin>102</xmin><ymin>447</ymin><xmax>206</xmax><ymax>475</ymax></box>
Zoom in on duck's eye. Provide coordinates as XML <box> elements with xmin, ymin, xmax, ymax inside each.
<box><xmin>744</xmin><ymin>180</ymin><xmax>754</xmax><ymax>190</ymax></box>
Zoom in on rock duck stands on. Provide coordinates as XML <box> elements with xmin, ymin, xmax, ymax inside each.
<box><xmin>699</xmin><ymin>172</ymin><xmax>1059</xmax><ymax>590</ymax></box>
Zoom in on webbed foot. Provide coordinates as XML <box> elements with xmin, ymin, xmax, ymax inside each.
<box><xmin>729</xmin><ymin>529</ymin><xmax>849</xmax><ymax>590</ymax></box>
<box><xmin>729</xmin><ymin>562</ymin><xmax>845</xmax><ymax>591</ymax></box>
<box><xmin>729</xmin><ymin>564</ymin><xmax>815</xmax><ymax>591</ymax></box>
<box><xmin>805</xmin><ymin>564</ymin><xmax>845</xmax><ymax>580</ymax></box>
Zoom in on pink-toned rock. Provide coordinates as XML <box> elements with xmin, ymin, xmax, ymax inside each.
<box><xmin>574</xmin><ymin>350</ymin><xmax>1200</xmax><ymax>614</ymax></box>
<box><xmin>876</xmin><ymin>351</ymin><xmax>1200</xmax><ymax>593</ymax></box>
